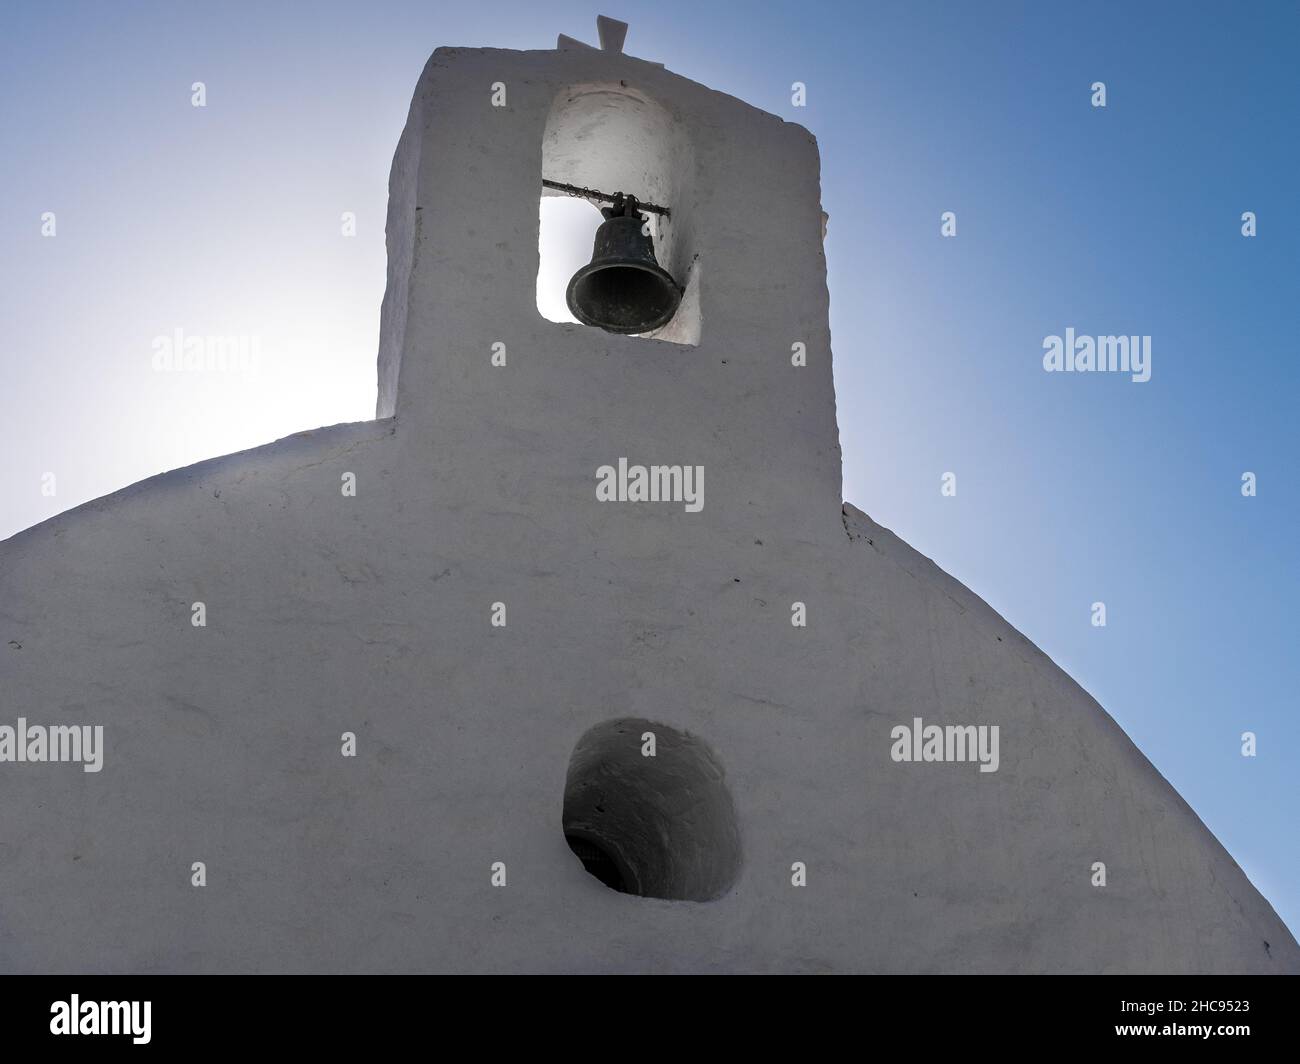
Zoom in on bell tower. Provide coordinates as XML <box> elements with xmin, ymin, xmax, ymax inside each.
<box><xmin>375</xmin><ymin>19</ymin><xmax>843</xmax><ymax>544</ymax></box>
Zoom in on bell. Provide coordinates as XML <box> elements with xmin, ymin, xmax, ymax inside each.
<box><xmin>566</xmin><ymin>194</ymin><xmax>682</xmax><ymax>334</ymax></box>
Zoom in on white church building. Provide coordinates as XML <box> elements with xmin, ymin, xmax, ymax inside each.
<box><xmin>1</xmin><ymin>20</ymin><xmax>1294</xmax><ymax>973</ymax></box>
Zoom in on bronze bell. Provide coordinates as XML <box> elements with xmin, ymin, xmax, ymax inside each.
<box><xmin>566</xmin><ymin>193</ymin><xmax>682</xmax><ymax>334</ymax></box>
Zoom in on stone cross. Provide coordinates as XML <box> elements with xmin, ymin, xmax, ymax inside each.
<box><xmin>557</xmin><ymin>14</ymin><xmax>628</xmax><ymax>53</ymax></box>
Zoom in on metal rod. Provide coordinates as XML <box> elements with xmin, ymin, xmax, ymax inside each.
<box><xmin>541</xmin><ymin>178</ymin><xmax>671</xmax><ymax>217</ymax></box>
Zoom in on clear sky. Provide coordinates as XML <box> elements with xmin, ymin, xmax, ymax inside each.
<box><xmin>2</xmin><ymin>1</ymin><xmax>1296</xmax><ymax>937</ymax></box>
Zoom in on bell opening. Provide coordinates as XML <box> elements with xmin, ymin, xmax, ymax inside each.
<box><xmin>568</xmin><ymin>263</ymin><xmax>682</xmax><ymax>335</ymax></box>
<box><xmin>536</xmin><ymin>82</ymin><xmax>700</xmax><ymax>344</ymax></box>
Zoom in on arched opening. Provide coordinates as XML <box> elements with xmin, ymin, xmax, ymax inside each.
<box><xmin>562</xmin><ymin>718</ymin><xmax>740</xmax><ymax>901</ymax></box>
<box><xmin>536</xmin><ymin>84</ymin><xmax>700</xmax><ymax>344</ymax></box>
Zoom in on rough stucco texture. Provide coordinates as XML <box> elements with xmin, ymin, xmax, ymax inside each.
<box><xmin>0</xmin><ymin>46</ymin><xmax>1295</xmax><ymax>973</ymax></box>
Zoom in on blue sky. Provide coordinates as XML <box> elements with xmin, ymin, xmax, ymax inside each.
<box><xmin>2</xmin><ymin>1</ymin><xmax>1296</xmax><ymax>936</ymax></box>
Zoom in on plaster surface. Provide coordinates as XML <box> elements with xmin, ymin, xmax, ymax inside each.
<box><xmin>1</xmin><ymin>43</ymin><xmax>1295</xmax><ymax>973</ymax></box>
